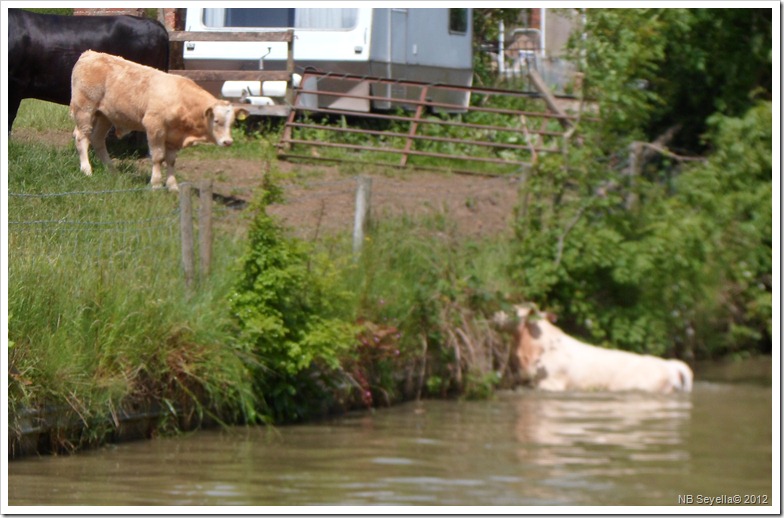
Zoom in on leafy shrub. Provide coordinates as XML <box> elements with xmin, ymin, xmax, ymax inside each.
<box><xmin>229</xmin><ymin>176</ymin><xmax>357</xmax><ymax>422</ymax></box>
<box><xmin>675</xmin><ymin>102</ymin><xmax>772</xmax><ymax>356</ymax></box>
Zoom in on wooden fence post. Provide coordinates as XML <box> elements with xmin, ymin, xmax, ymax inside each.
<box><xmin>199</xmin><ymin>180</ymin><xmax>213</xmax><ymax>279</ymax></box>
<box><xmin>528</xmin><ymin>68</ymin><xmax>573</xmax><ymax>131</ymax></box>
<box><xmin>179</xmin><ymin>182</ymin><xmax>194</xmax><ymax>291</ymax></box>
<box><xmin>353</xmin><ymin>176</ymin><xmax>372</xmax><ymax>258</ymax></box>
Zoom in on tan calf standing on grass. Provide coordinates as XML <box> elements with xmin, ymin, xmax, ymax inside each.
<box><xmin>69</xmin><ymin>50</ymin><xmax>247</xmax><ymax>192</ymax></box>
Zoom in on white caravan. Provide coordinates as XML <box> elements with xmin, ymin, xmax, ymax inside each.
<box><xmin>182</xmin><ymin>7</ymin><xmax>473</xmax><ymax>112</ymax></box>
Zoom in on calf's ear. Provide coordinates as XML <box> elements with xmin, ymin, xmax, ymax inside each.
<box><xmin>491</xmin><ymin>310</ymin><xmax>518</xmax><ymax>332</ymax></box>
<box><xmin>235</xmin><ymin>107</ymin><xmax>249</xmax><ymax>121</ymax></box>
<box><xmin>204</xmin><ymin>107</ymin><xmax>214</xmax><ymax>119</ymax></box>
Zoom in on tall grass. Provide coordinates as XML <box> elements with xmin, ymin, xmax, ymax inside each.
<box><xmin>310</xmin><ymin>204</ymin><xmax>517</xmax><ymax>403</ymax></box>
<box><xmin>8</xmin><ymin>130</ymin><xmax>257</xmax><ymax>451</ymax></box>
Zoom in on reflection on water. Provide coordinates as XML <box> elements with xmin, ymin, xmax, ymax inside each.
<box><xmin>7</xmin><ymin>379</ymin><xmax>773</xmax><ymax>507</ymax></box>
<box><xmin>511</xmin><ymin>392</ymin><xmax>692</xmax><ymax>499</ymax></box>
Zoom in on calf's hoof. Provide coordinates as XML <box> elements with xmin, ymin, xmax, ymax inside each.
<box><xmin>166</xmin><ymin>177</ymin><xmax>179</xmax><ymax>193</ymax></box>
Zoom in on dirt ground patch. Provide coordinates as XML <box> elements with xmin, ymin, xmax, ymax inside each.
<box><xmin>179</xmin><ymin>156</ymin><xmax>522</xmax><ymax>240</ymax></box>
<box><xmin>12</xmin><ymin>126</ymin><xmax>522</xmax><ymax>240</ymax></box>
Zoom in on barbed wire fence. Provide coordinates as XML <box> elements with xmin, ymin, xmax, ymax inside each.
<box><xmin>10</xmin><ymin>187</ymin><xmax>177</xmax><ymax>242</ymax></box>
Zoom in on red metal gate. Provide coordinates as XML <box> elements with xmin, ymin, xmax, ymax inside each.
<box><xmin>278</xmin><ymin>70</ymin><xmax>591</xmax><ymax>176</ymax></box>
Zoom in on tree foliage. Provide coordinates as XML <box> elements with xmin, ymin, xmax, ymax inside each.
<box><xmin>676</xmin><ymin>103</ymin><xmax>773</xmax><ymax>355</ymax></box>
<box><xmin>571</xmin><ymin>8</ymin><xmax>772</xmax><ymax>151</ymax></box>
<box><xmin>472</xmin><ymin>8</ymin><xmax>531</xmax><ymax>86</ymax></box>
<box><xmin>512</xmin><ymin>8</ymin><xmax>773</xmax><ymax>359</ymax></box>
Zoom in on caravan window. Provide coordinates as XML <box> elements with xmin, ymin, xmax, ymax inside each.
<box><xmin>295</xmin><ymin>9</ymin><xmax>358</xmax><ymax>29</ymax></box>
<box><xmin>449</xmin><ymin>9</ymin><xmax>468</xmax><ymax>34</ymax></box>
<box><xmin>203</xmin><ymin>8</ymin><xmax>358</xmax><ymax>30</ymax></box>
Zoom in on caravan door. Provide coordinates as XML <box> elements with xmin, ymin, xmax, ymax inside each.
<box><xmin>389</xmin><ymin>8</ymin><xmax>408</xmax><ymax>102</ymax></box>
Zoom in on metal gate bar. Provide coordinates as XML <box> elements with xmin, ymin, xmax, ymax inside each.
<box><xmin>289</xmin><ymin>70</ymin><xmax>596</xmax><ymax>120</ymax></box>
<box><xmin>293</xmin><ymin>86</ymin><xmax>581</xmax><ymax>124</ymax></box>
<box><xmin>283</xmin><ymin>139</ymin><xmax>532</xmax><ymax>167</ymax></box>
<box><xmin>284</xmin><ymin>122</ymin><xmax>558</xmax><ymax>155</ymax></box>
<box><xmin>286</xmin><ymin>107</ymin><xmax>565</xmax><ymax>138</ymax></box>
<box><xmin>400</xmin><ymin>86</ymin><xmax>429</xmax><ymax>167</ymax></box>
<box><xmin>279</xmin><ymin>70</ymin><xmax>590</xmax><ymax>175</ymax></box>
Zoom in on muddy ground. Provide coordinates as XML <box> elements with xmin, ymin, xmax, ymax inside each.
<box><xmin>180</xmin><ymin>155</ymin><xmax>522</xmax><ymax>240</ymax></box>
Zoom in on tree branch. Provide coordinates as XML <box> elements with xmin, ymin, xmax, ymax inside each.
<box><xmin>637</xmin><ymin>142</ymin><xmax>707</xmax><ymax>163</ymax></box>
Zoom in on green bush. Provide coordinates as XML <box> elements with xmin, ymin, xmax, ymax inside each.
<box><xmin>229</xmin><ymin>176</ymin><xmax>357</xmax><ymax>422</ymax></box>
<box><xmin>509</xmin><ymin>9</ymin><xmax>773</xmax><ymax>359</ymax></box>
<box><xmin>675</xmin><ymin>102</ymin><xmax>772</xmax><ymax>356</ymax></box>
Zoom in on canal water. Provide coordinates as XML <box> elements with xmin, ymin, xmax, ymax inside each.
<box><xmin>7</xmin><ymin>359</ymin><xmax>774</xmax><ymax>508</ymax></box>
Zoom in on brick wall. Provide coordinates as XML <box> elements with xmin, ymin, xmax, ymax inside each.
<box><xmin>72</xmin><ymin>8</ymin><xmax>182</xmax><ymax>31</ymax></box>
<box><xmin>162</xmin><ymin>9</ymin><xmax>181</xmax><ymax>31</ymax></box>
<box><xmin>530</xmin><ymin>8</ymin><xmax>541</xmax><ymax>30</ymax></box>
<box><xmin>73</xmin><ymin>8</ymin><xmax>146</xmax><ymax>18</ymax></box>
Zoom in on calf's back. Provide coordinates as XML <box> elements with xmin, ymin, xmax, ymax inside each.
<box><xmin>71</xmin><ymin>50</ymin><xmax>213</xmax><ymax>135</ymax></box>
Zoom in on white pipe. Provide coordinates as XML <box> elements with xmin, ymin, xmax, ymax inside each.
<box><xmin>540</xmin><ymin>8</ymin><xmax>546</xmax><ymax>58</ymax></box>
<box><xmin>245</xmin><ymin>96</ymin><xmax>275</xmax><ymax>106</ymax></box>
<box><xmin>221</xmin><ymin>74</ymin><xmax>302</xmax><ymax>99</ymax></box>
<box><xmin>222</xmin><ymin>81</ymin><xmax>289</xmax><ymax>98</ymax></box>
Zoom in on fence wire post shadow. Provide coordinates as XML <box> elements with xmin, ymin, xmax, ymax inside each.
<box><xmin>352</xmin><ymin>176</ymin><xmax>372</xmax><ymax>259</ymax></box>
<box><xmin>199</xmin><ymin>180</ymin><xmax>213</xmax><ymax>280</ymax></box>
<box><xmin>179</xmin><ymin>182</ymin><xmax>195</xmax><ymax>292</ymax></box>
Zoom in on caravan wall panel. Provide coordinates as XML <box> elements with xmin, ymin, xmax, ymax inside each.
<box><xmin>182</xmin><ymin>8</ymin><xmax>472</xmax><ymax>112</ymax></box>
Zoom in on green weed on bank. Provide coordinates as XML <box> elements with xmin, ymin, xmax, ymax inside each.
<box><xmin>339</xmin><ymin>210</ymin><xmax>515</xmax><ymax>401</ymax></box>
<box><xmin>227</xmin><ymin>170</ymin><xmax>518</xmax><ymax>421</ymax></box>
<box><xmin>8</xmin><ymin>99</ymin><xmax>522</xmax><ymax>448</ymax></box>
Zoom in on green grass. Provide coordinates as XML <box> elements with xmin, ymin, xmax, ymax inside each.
<box><xmin>178</xmin><ymin>121</ymin><xmax>282</xmax><ymax>162</ymax></box>
<box><xmin>13</xmin><ymin>99</ymin><xmax>74</xmax><ymax>133</ymax></box>
<box><xmin>13</xmin><ymin>98</ymin><xmax>281</xmax><ymax>163</ymax></box>
<box><xmin>8</xmin><ymin>129</ymin><xmax>258</xmax><ymax>451</ymax></box>
<box><xmin>309</xmin><ymin>207</ymin><xmax>516</xmax><ymax>402</ymax></box>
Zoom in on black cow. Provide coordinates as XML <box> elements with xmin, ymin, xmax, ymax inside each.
<box><xmin>8</xmin><ymin>9</ymin><xmax>170</xmax><ymax>130</ymax></box>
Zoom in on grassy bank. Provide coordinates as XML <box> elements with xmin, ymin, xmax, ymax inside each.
<box><xmin>8</xmin><ymin>100</ymin><xmax>517</xmax><ymax>455</ymax></box>
<box><xmin>11</xmin><ymin>89</ymin><xmax>766</xmax><ymax>456</ymax></box>
<box><xmin>8</xmin><ymin>102</ymin><xmax>262</xmax><ymax>453</ymax></box>
<box><xmin>227</xmin><ymin>179</ymin><xmax>515</xmax><ymax>422</ymax></box>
